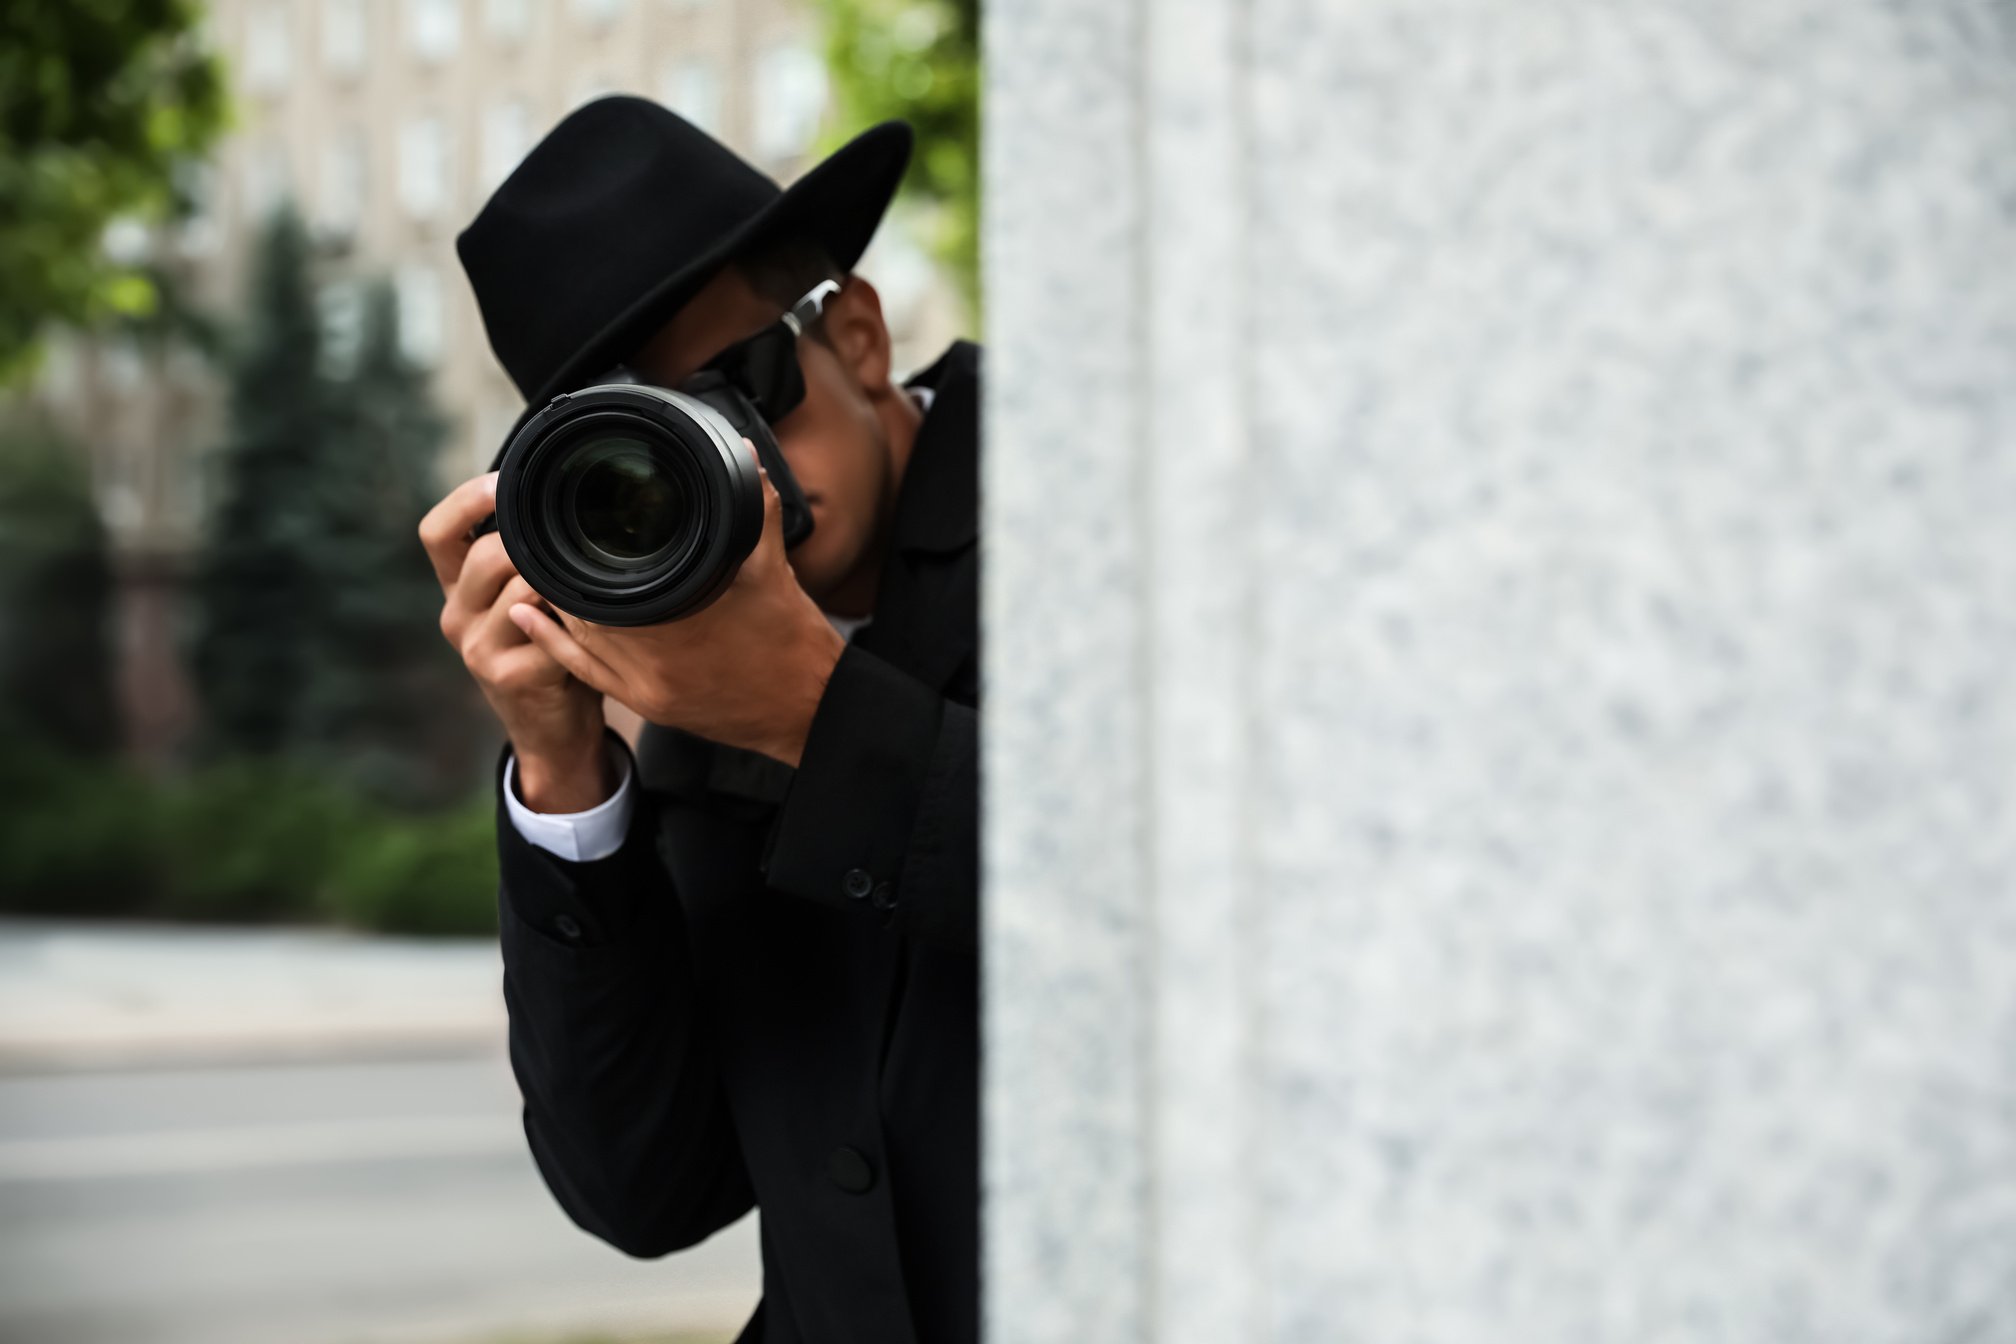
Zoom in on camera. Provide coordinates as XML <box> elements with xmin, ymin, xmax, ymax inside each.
<box><xmin>471</xmin><ymin>368</ymin><xmax>814</xmax><ymax>627</ymax></box>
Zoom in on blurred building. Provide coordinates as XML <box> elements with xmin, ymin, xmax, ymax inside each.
<box><xmin>26</xmin><ymin>0</ymin><xmax>965</xmax><ymax>765</ymax></box>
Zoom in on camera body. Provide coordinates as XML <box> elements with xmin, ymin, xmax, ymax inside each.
<box><xmin>475</xmin><ymin>371</ymin><xmax>814</xmax><ymax>627</ymax></box>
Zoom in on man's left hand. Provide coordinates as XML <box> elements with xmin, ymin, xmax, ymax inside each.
<box><xmin>508</xmin><ymin>436</ymin><xmax>847</xmax><ymax>768</ymax></box>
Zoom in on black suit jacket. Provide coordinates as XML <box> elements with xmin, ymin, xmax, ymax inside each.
<box><xmin>492</xmin><ymin>339</ymin><xmax>982</xmax><ymax>1344</ymax></box>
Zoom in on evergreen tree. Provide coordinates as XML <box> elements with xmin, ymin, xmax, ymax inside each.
<box><xmin>0</xmin><ymin>416</ymin><xmax>117</xmax><ymax>757</ymax></box>
<box><xmin>195</xmin><ymin>214</ymin><xmax>478</xmax><ymax>805</ymax></box>
<box><xmin>298</xmin><ymin>279</ymin><xmax>468</xmax><ymax>807</ymax></box>
<box><xmin>189</xmin><ymin>205</ymin><xmax>328</xmax><ymax>761</ymax></box>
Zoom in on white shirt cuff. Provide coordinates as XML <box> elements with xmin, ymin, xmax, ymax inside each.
<box><xmin>502</xmin><ymin>737</ymin><xmax>636</xmax><ymax>863</ymax></box>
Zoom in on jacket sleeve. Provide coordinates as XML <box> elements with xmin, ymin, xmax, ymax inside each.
<box><xmin>494</xmin><ymin>728</ymin><xmax>755</xmax><ymax>1257</ymax></box>
<box><xmin>759</xmin><ymin>642</ymin><xmax>979</xmax><ymax>954</ymax></box>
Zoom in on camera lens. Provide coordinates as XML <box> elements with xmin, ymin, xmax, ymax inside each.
<box><xmin>493</xmin><ymin>384</ymin><xmax>766</xmax><ymax>626</ymax></box>
<box><xmin>556</xmin><ymin>437</ymin><xmax>687</xmax><ymax>568</ymax></box>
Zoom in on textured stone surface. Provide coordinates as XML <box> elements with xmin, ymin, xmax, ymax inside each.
<box><xmin>984</xmin><ymin>0</ymin><xmax>2016</xmax><ymax>1340</ymax></box>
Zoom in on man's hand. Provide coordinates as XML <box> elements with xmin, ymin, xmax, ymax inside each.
<box><xmin>508</xmin><ymin>438</ymin><xmax>848</xmax><ymax>769</ymax></box>
<box><xmin>418</xmin><ymin>472</ymin><xmax>612</xmax><ymax>812</ymax></box>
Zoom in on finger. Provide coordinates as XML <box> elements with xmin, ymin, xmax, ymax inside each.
<box><xmin>465</xmin><ymin>573</ymin><xmax>543</xmax><ymax>660</ymax></box>
<box><xmin>745</xmin><ymin>437</ymin><xmax>785</xmax><ymax>562</ymax></box>
<box><xmin>417</xmin><ymin>472</ymin><xmax>501</xmax><ymax>592</ymax></box>
<box><xmin>482</xmin><ymin>641</ymin><xmax>572</xmax><ymax>691</ymax></box>
<box><xmin>510</xmin><ymin>601</ymin><xmax>623</xmax><ymax>698</ymax></box>
<box><xmin>557</xmin><ymin>609</ymin><xmax>598</xmax><ymax>648</ymax></box>
<box><xmin>448</xmin><ymin>532</ymin><xmax>517</xmax><ymax>622</ymax></box>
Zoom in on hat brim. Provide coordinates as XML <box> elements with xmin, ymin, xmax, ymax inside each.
<box><xmin>522</xmin><ymin>118</ymin><xmax>914</xmax><ymax>411</ymax></box>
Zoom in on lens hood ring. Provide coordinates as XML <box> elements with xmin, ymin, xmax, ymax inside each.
<box><xmin>493</xmin><ymin>383</ymin><xmax>766</xmax><ymax>625</ymax></box>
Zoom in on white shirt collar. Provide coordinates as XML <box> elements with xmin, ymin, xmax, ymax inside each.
<box><xmin>826</xmin><ymin>610</ymin><xmax>872</xmax><ymax>642</ymax></box>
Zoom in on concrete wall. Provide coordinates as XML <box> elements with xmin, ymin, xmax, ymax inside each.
<box><xmin>982</xmin><ymin>1</ymin><xmax>2016</xmax><ymax>1340</ymax></box>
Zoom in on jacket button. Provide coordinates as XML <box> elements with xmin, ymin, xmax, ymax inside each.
<box><xmin>842</xmin><ymin>868</ymin><xmax>874</xmax><ymax>901</ymax></box>
<box><xmin>870</xmin><ymin>882</ymin><xmax>898</xmax><ymax>913</ymax></box>
<box><xmin>827</xmin><ymin>1145</ymin><xmax>875</xmax><ymax>1194</ymax></box>
<box><xmin>553</xmin><ymin>913</ymin><xmax>583</xmax><ymax>940</ymax></box>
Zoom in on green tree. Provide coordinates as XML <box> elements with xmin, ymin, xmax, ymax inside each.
<box><xmin>189</xmin><ymin>205</ymin><xmax>329</xmax><ymax>762</ymax></box>
<box><xmin>194</xmin><ymin>218</ymin><xmax>474</xmax><ymax>805</ymax></box>
<box><xmin>813</xmin><ymin>0</ymin><xmax>980</xmax><ymax>317</ymax></box>
<box><xmin>0</xmin><ymin>0</ymin><xmax>228</xmax><ymax>384</ymax></box>
<box><xmin>0</xmin><ymin>416</ymin><xmax>117</xmax><ymax>757</ymax></box>
<box><xmin>299</xmin><ymin>279</ymin><xmax>470</xmax><ymax>807</ymax></box>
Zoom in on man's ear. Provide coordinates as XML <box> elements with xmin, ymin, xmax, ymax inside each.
<box><xmin>821</xmin><ymin>275</ymin><xmax>893</xmax><ymax>396</ymax></box>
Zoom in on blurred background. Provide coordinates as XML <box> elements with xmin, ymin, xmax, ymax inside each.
<box><xmin>0</xmin><ymin>2</ymin><xmax>974</xmax><ymax>1341</ymax></box>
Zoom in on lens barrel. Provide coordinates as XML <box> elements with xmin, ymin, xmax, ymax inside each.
<box><xmin>492</xmin><ymin>384</ymin><xmax>765</xmax><ymax>626</ymax></box>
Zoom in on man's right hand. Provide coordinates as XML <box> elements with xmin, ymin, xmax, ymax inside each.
<box><xmin>419</xmin><ymin>472</ymin><xmax>615</xmax><ymax>813</ymax></box>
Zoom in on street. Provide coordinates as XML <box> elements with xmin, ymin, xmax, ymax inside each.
<box><xmin>0</xmin><ymin>920</ymin><xmax>760</xmax><ymax>1344</ymax></box>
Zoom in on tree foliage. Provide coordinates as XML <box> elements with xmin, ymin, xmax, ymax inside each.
<box><xmin>191</xmin><ymin>209</ymin><xmax>465</xmax><ymax>807</ymax></box>
<box><xmin>0</xmin><ymin>0</ymin><xmax>227</xmax><ymax>384</ymax></box>
<box><xmin>813</xmin><ymin>0</ymin><xmax>980</xmax><ymax>318</ymax></box>
<box><xmin>191</xmin><ymin>206</ymin><xmax>327</xmax><ymax>763</ymax></box>
<box><xmin>297</xmin><ymin>279</ymin><xmax>468</xmax><ymax>807</ymax></box>
<box><xmin>0</xmin><ymin>415</ymin><xmax>118</xmax><ymax>757</ymax></box>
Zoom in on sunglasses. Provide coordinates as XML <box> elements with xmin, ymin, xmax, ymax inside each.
<box><xmin>686</xmin><ymin>278</ymin><xmax>842</xmax><ymax>427</ymax></box>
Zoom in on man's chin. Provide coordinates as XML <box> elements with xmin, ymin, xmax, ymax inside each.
<box><xmin>786</xmin><ymin>546</ymin><xmax>841</xmax><ymax>600</ymax></box>
<box><xmin>794</xmin><ymin>539</ymin><xmax>879</xmax><ymax>610</ymax></box>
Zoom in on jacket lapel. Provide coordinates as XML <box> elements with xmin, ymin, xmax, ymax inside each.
<box><xmin>858</xmin><ymin>339</ymin><xmax>980</xmax><ymax>697</ymax></box>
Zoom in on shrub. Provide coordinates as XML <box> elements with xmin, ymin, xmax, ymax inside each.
<box><xmin>321</xmin><ymin>796</ymin><xmax>499</xmax><ymax>937</ymax></box>
<box><xmin>0</xmin><ymin>748</ymin><xmax>500</xmax><ymax>937</ymax></box>
<box><xmin>150</xmin><ymin>759</ymin><xmax>366</xmax><ymax>924</ymax></box>
<box><xmin>0</xmin><ymin>746</ymin><xmax>159</xmax><ymax>916</ymax></box>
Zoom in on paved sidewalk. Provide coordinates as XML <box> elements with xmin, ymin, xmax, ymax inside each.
<box><xmin>0</xmin><ymin>918</ymin><xmax>762</xmax><ymax>1342</ymax></box>
<box><xmin>0</xmin><ymin>916</ymin><xmax>505</xmax><ymax>1071</ymax></box>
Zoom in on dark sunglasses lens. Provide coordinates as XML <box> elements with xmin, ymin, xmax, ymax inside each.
<box><xmin>714</xmin><ymin>323</ymin><xmax>806</xmax><ymax>424</ymax></box>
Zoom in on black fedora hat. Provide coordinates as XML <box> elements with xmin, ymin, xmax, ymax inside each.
<box><xmin>457</xmin><ymin>95</ymin><xmax>913</xmax><ymax>408</ymax></box>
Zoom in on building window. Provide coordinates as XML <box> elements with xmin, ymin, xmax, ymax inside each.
<box><xmin>658</xmin><ymin>59</ymin><xmax>719</xmax><ymax>134</ymax></box>
<box><xmin>245</xmin><ymin>3</ymin><xmax>291</xmax><ymax>93</ymax></box>
<box><xmin>480</xmin><ymin>99</ymin><xmax>532</xmax><ymax>194</ymax></box>
<box><xmin>395</xmin><ymin>265</ymin><xmax>444</xmax><ymax>365</ymax></box>
<box><xmin>398</xmin><ymin>117</ymin><xmax>451</xmax><ymax>219</ymax></box>
<box><xmin>487</xmin><ymin>0</ymin><xmax>531</xmax><ymax>41</ymax></box>
<box><xmin>41</xmin><ymin>337</ymin><xmax>82</xmax><ymax>405</ymax></box>
<box><xmin>102</xmin><ymin>480</ymin><xmax>145</xmax><ymax>534</ymax></box>
<box><xmin>574</xmin><ymin>0</ymin><xmax>627</xmax><ymax>26</ymax></box>
<box><xmin>176</xmin><ymin>162</ymin><xmax>221</xmax><ymax>257</ymax></box>
<box><xmin>752</xmin><ymin>42</ymin><xmax>827</xmax><ymax>162</ymax></box>
<box><xmin>323</xmin><ymin>0</ymin><xmax>366</xmax><ymax>75</ymax></box>
<box><xmin>103</xmin><ymin>338</ymin><xmax>147</xmax><ymax>395</ymax></box>
<box><xmin>319</xmin><ymin>278</ymin><xmax>365</xmax><ymax>374</ymax></box>
<box><xmin>409</xmin><ymin>0</ymin><xmax>460</xmax><ymax>62</ymax></box>
<box><xmin>319</xmin><ymin>129</ymin><xmax>367</xmax><ymax>239</ymax></box>
<box><xmin>243</xmin><ymin>140</ymin><xmax>293</xmax><ymax>226</ymax></box>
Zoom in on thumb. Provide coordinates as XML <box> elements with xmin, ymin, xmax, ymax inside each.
<box><xmin>748</xmin><ymin>437</ymin><xmax>785</xmax><ymax>556</ymax></box>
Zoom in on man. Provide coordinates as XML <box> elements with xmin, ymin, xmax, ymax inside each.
<box><xmin>416</xmin><ymin>97</ymin><xmax>978</xmax><ymax>1344</ymax></box>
